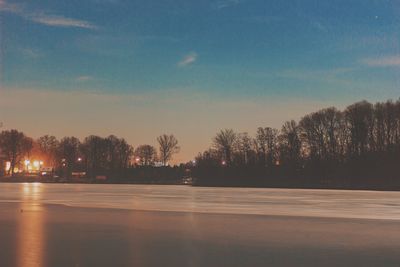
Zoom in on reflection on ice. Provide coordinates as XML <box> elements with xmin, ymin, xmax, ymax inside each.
<box><xmin>1</xmin><ymin>183</ymin><xmax>400</xmax><ymax>220</ymax></box>
<box><xmin>17</xmin><ymin>183</ymin><xmax>45</xmax><ymax>267</ymax></box>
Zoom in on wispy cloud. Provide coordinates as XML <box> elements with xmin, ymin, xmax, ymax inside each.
<box><xmin>178</xmin><ymin>52</ymin><xmax>198</xmax><ymax>67</ymax></box>
<box><xmin>362</xmin><ymin>55</ymin><xmax>400</xmax><ymax>67</ymax></box>
<box><xmin>275</xmin><ymin>67</ymin><xmax>362</xmax><ymax>89</ymax></box>
<box><xmin>277</xmin><ymin>67</ymin><xmax>356</xmax><ymax>81</ymax></box>
<box><xmin>75</xmin><ymin>75</ymin><xmax>94</xmax><ymax>82</ymax></box>
<box><xmin>213</xmin><ymin>0</ymin><xmax>243</xmax><ymax>9</ymax></box>
<box><xmin>30</xmin><ymin>14</ymin><xmax>96</xmax><ymax>29</ymax></box>
<box><xmin>0</xmin><ymin>0</ymin><xmax>96</xmax><ymax>29</ymax></box>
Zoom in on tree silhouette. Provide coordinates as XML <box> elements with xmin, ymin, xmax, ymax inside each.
<box><xmin>0</xmin><ymin>130</ymin><xmax>33</xmax><ymax>176</ymax></box>
<box><xmin>57</xmin><ymin>137</ymin><xmax>81</xmax><ymax>178</ymax></box>
<box><xmin>345</xmin><ymin>101</ymin><xmax>374</xmax><ymax>156</ymax></box>
<box><xmin>279</xmin><ymin>120</ymin><xmax>302</xmax><ymax>169</ymax></box>
<box><xmin>213</xmin><ymin>129</ymin><xmax>236</xmax><ymax>164</ymax></box>
<box><xmin>255</xmin><ymin>127</ymin><xmax>278</xmax><ymax>167</ymax></box>
<box><xmin>157</xmin><ymin>134</ymin><xmax>180</xmax><ymax>166</ymax></box>
<box><xmin>37</xmin><ymin>135</ymin><xmax>59</xmax><ymax>167</ymax></box>
<box><xmin>106</xmin><ymin>135</ymin><xmax>133</xmax><ymax>172</ymax></box>
<box><xmin>135</xmin><ymin>145</ymin><xmax>157</xmax><ymax>166</ymax></box>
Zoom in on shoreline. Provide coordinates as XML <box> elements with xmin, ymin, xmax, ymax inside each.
<box><xmin>2</xmin><ymin>179</ymin><xmax>400</xmax><ymax>192</ymax></box>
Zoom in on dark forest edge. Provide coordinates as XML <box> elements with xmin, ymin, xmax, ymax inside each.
<box><xmin>1</xmin><ymin>98</ymin><xmax>400</xmax><ymax>190</ymax></box>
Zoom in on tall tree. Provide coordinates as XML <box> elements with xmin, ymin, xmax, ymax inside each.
<box><xmin>299</xmin><ymin>108</ymin><xmax>341</xmax><ymax>160</ymax></box>
<box><xmin>195</xmin><ymin>148</ymin><xmax>221</xmax><ymax>168</ymax></box>
<box><xmin>57</xmin><ymin>137</ymin><xmax>81</xmax><ymax>177</ymax></box>
<box><xmin>134</xmin><ymin>145</ymin><xmax>157</xmax><ymax>166</ymax></box>
<box><xmin>373</xmin><ymin>100</ymin><xmax>400</xmax><ymax>153</ymax></box>
<box><xmin>37</xmin><ymin>135</ymin><xmax>59</xmax><ymax>167</ymax></box>
<box><xmin>213</xmin><ymin>129</ymin><xmax>236</xmax><ymax>164</ymax></box>
<box><xmin>255</xmin><ymin>127</ymin><xmax>278</xmax><ymax>167</ymax></box>
<box><xmin>105</xmin><ymin>135</ymin><xmax>133</xmax><ymax>172</ymax></box>
<box><xmin>279</xmin><ymin>120</ymin><xmax>302</xmax><ymax>169</ymax></box>
<box><xmin>0</xmin><ymin>130</ymin><xmax>33</xmax><ymax>175</ymax></box>
<box><xmin>321</xmin><ymin>107</ymin><xmax>346</xmax><ymax>161</ymax></box>
<box><xmin>345</xmin><ymin>101</ymin><xmax>374</xmax><ymax>156</ymax></box>
<box><xmin>157</xmin><ymin>134</ymin><xmax>180</xmax><ymax>166</ymax></box>
<box><xmin>395</xmin><ymin>99</ymin><xmax>400</xmax><ymax>149</ymax></box>
<box><xmin>234</xmin><ymin>132</ymin><xmax>253</xmax><ymax>165</ymax></box>
<box><xmin>81</xmin><ymin>135</ymin><xmax>108</xmax><ymax>177</ymax></box>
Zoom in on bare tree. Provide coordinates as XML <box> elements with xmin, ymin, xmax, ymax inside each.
<box><xmin>80</xmin><ymin>135</ymin><xmax>133</xmax><ymax>178</ymax></box>
<box><xmin>37</xmin><ymin>135</ymin><xmax>59</xmax><ymax>167</ymax></box>
<box><xmin>234</xmin><ymin>132</ymin><xmax>253</xmax><ymax>165</ymax></box>
<box><xmin>299</xmin><ymin>107</ymin><xmax>345</xmax><ymax>168</ymax></box>
<box><xmin>345</xmin><ymin>101</ymin><xmax>374</xmax><ymax>156</ymax></box>
<box><xmin>255</xmin><ymin>127</ymin><xmax>278</xmax><ymax>167</ymax></box>
<box><xmin>321</xmin><ymin>108</ymin><xmax>345</xmax><ymax>161</ymax></box>
<box><xmin>213</xmin><ymin>129</ymin><xmax>236</xmax><ymax>164</ymax></box>
<box><xmin>57</xmin><ymin>137</ymin><xmax>81</xmax><ymax>177</ymax></box>
<box><xmin>81</xmin><ymin>135</ymin><xmax>108</xmax><ymax>177</ymax></box>
<box><xmin>374</xmin><ymin>100</ymin><xmax>398</xmax><ymax>152</ymax></box>
<box><xmin>195</xmin><ymin>148</ymin><xmax>221</xmax><ymax>168</ymax></box>
<box><xmin>135</xmin><ymin>145</ymin><xmax>157</xmax><ymax>166</ymax></box>
<box><xmin>279</xmin><ymin>120</ymin><xmax>302</xmax><ymax>168</ymax></box>
<box><xmin>0</xmin><ymin>130</ymin><xmax>33</xmax><ymax>176</ymax></box>
<box><xmin>395</xmin><ymin>99</ymin><xmax>400</xmax><ymax>148</ymax></box>
<box><xmin>106</xmin><ymin>135</ymin><xmax>133</xmax><ymax>171</ymax></box>
<box><xmin>157</xmin><ymin>134</ymin><xmax>180</xmax><ymax>166</ymax></box>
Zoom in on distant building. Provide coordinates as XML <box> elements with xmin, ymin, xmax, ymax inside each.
<box><xmin>40</xmin><ymin>167</ymin><xmax>56</xmax><ymax>178</ymax></box>
<box><xmin>72</xmin><ymin>171</ymin><xmax>86</xmax><ymax>179</ymax></box>
<box><xmin>2</xmin><ymin>158</ymin><xmax>49</xmax><ymax>176</ymax></box>
<box><xmin>154</xmin><ymin>161</ymin><xmax>164</xmax><ymax>167</ymax></box>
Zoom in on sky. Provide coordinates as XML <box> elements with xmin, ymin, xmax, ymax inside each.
<box><xmin>0</xmin><ymin>0</ymin><xmax>400</xmax><ymax>162</ymax></box>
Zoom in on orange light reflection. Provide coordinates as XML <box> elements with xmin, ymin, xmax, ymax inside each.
<box><xmin>17</xmin><ymin>183</ymin><xmax>45</xmax><ymax>267</ymax></box>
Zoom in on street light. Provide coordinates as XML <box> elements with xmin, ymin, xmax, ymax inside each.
<box><xmin>24</xmin><ymin>160</ymin><xmax>30</xmax><ymax>172</ymax></box>
<box><xmin>33</xmin><ymin>161</ymin><xmax>40</xmax><ymax>168</ymax></box>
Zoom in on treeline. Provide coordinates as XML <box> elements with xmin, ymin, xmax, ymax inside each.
<box><xmin>0</xmin><ymin>131</ymin><xmax>181</xmax><ymax>182</ymax></box>
<box><xmin>1</xmin><ymin>98</ymin><xmax>400</xmax><ymax>189</ymax></box>
<box><xmin>193</xmin><ymin>99</ymin><xmax>400</xmax><ymax>189</ymax></box>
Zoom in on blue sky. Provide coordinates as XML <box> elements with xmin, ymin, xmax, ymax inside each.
<box><xmin>1</xmin><ymin>0</ymin><xmax>400</xmax><ymax>161</ymax></box>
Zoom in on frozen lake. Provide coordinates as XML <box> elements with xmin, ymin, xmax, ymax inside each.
<box><xmin>1</xmin><ymin>183</ymin><xmax>400</xmax><ymax>266</ymax></box>
<box><xmin>1</xmin><ymin>183</ymin><xmax>400</xmax><ymax>220</ymax></box>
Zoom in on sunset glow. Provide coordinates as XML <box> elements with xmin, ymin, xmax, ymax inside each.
<box><xmin>1</xmin><ymin>0</ymin><xmax>400</xmax><ymax>162</ymax></box>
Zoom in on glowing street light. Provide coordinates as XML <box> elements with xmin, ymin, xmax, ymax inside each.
<box><xmin>221</xmin><ymin>160</ymin><xmax>227</xmax><ymax>166</ymax></box>
<box><xmin>33</xmin><ymin>161</ymin><xmax>40</xmax><ymax>168</ymax></box>
<box><xmin>77</xmin><ymin>157</ymin><xmax>82</xmax><ymax>162</ymax></box>
<box><xmin>5</xmin><ymin>162</ymin><xmax>11</xmax><ymax>171</ymax></box>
